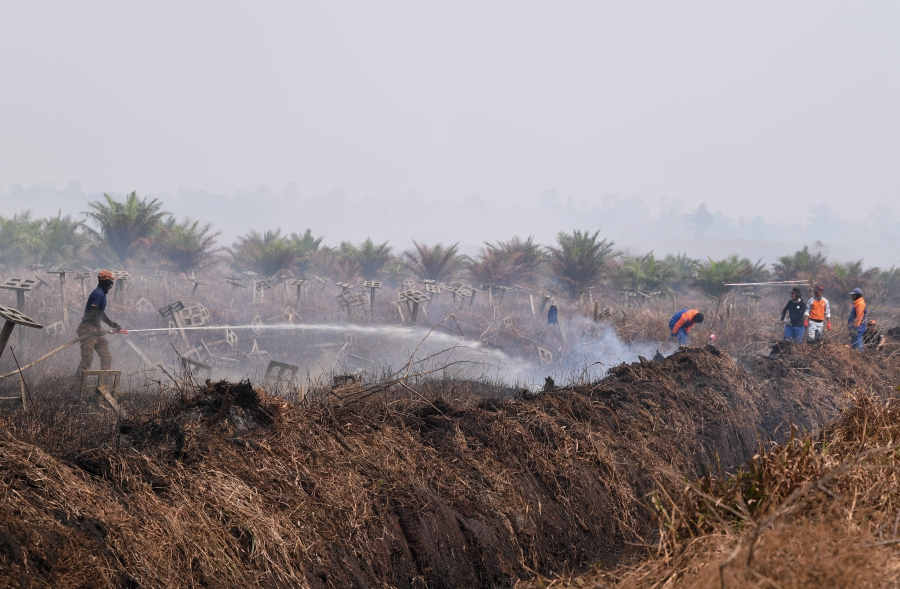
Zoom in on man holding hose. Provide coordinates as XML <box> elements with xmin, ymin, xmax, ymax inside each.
<box><xmin>76</xmin><ymin>270</ymin><xmax>122</xmax><ymax>378</ymax></box>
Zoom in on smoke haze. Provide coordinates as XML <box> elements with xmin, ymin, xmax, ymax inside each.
<box><xmin>1</xmin><ymin>2</ymin><xmax>898</xmax><ymax>264</ymax></box>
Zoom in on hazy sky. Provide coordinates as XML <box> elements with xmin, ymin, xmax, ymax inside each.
<box><xmin>1</xmin><ymin>2</ymin><xmax>898</xmax><ymax>225</ymax></box>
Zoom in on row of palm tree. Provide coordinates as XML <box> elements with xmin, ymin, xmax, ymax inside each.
<box><xmin>0</xmin><ymin>211</ymin><xmax>93</xmax><ymax>267</ymax></box>
<box><xmin>614</xmin><ymin>246</ymin><xmax>900</xmax><ymax>302</ymax></box>
<box><xmin>0</xmin><ymin>192</ymin><xmax>896</xmax><ymax>300</ymax></box>
<box><xmin>0</xmin><ymin>192</ymin><xmax>219</xmax><ymax>272</ymax></box>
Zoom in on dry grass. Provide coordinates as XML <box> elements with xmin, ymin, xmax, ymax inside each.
<box><xmin>2</xmin><ymin>270</ymin><xmax>899</xmax><ymax>588</ymax></box>
<box><xmin>0</xmin><ymin>342</ymin><xmax>897</xmax><ymax>588</ymax></box>
<box><xmin>519</xmin><ymin>389</ymin><xmax>900</xmax><ymax>589</ymax></box>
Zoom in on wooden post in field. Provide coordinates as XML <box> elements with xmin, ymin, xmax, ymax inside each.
<box><xmin>188</xmin><ymin>272</ymin><xmax>206</xmax><ymax>300</ymax></box>
<box><xmin>73</xmin><ymin>272</ymin><xmax>91</xmax><ymax>299</ymax></box>
<box><xmin>48</xmin><ymin>267</ymin><xmax>76</xmax><ymax>324</ymax></box>
<box><xmin>243</xmin><ymin>271</ymin><xmax>260</xmax><ymax>304</ymax></box>
<box><xmin>155</xmin><ymin>269</ymin><xmax>168</xmax><ymax>301</ymax></box>
<box><xmin>288</xmin><ymin>278</ymin><xmax>307</xmax><ymax>310</ymax></box>
<box><xmin>112</xmin><ymin>271</ymin><xmax>130</xmax><ymax>300</ymax></box>
<box><xmin>226</xmin><ymin>276</ymin><xmax>245</xmax><ymax>308</ymax></box>
<box><xmin>555</xmin><ymin>316</ymin><xmax>568</xmax><ymax>353</ymax></box>
<box><xmin>362</xmin><ymin>281</ymin><xmax>381</xmax><ymax>318</ymax></box>
<box><xmin>255</xmin><ymin>280</ymin><xmax>271</xmax><ymax>304</ymax></box>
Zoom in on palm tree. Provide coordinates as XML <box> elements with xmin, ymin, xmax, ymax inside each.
<box><xmin>617</xmin><ymin>252</ymin><xmax>676</xmax><ymax>295</ymax></box>
<box><xmin>0</xmin><ymin>211</ymin><xmax>44</xmax><ymax>267</ymax></box>
<box><xmin>340</xmin><ymin>238</ymin><xmax>393</xmax><ymax>278</ymax></box>
<box><xmin>0</xmin><ymin>211</ymin><xmax>96</xmax><ymax>268</ymax></box>
<box><xmin>229</xmin><ymin>229</ymin><xmax>298</xmax><ymax>277</ymax></box>
<box><xmin>869</xmin><ymin>266</ymin><xmax>900</xmax><ymax>306</ymax></box>
<box><xmin>307</xmin><ymin>246</ymin><xmax>342</xmax><ymax>279</ymax></box>
<box><xmin>290</xmin><ymin>229</ymin><xmax>325</xmax><ymax>273</ymax></box>
<box><xmin>35</xmin><ymin>211</ymin><xmax>94</xmax><ymax>266</ymax></box>
<box><xmin>83</xmin><ymin>192</ymin><xmax>168</xmax><ymax>264</ymax></box>
<box><xmin>403</xmin><ymin>241</ymin><xmax>464</xmax><ymax>281</ymax></box>
<box><xmin>40</xmin><ymin>211</ymin><xmax>94</xmax><ymax>267</ymax></box>
<box><xmin>823</xmin><ymin>260</ymin><xmax>876</xmax><ymax>298</ymax></box>
<box><xmin>693</xmin><ymin>255</ymin><xmax>768</xmax><ymax>296</ymax></box>
<box><xmin>547</xmin><ymin>230</ymin><xmax>618</xmax><ymax>297</ymax></box>
<box><xmin>662</xmin><ymin>253</ymin><xmax>699</xmax><ymax>292</ymax></box>
<box><xmin>772</xmin><ymin>245</ymin><xmax>827</xmax><ymax>280</ymax></box>
<box><xmin>872</xmin><ymin>266</ymin><xmax>900</xmax><ymax>292</ymax></box>
<box><xmin>156</xmin><ymin>217</ymin><xmax>221</xmax><ymax>273</ymax></box>
<box><xmin>468</xmin><ymin>236</ymin><xmax>545</xmax><ymax>285</ymax></box>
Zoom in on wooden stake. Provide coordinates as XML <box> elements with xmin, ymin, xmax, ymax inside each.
<box><xmin>16</xmin><ymin>290</ymin><xmax>25</xmax><ymax>355</ymax></box>
<box><xmin>58</xmin><ymin>274</ymin><xmax>69</xmax><ymax>324</ymax></box>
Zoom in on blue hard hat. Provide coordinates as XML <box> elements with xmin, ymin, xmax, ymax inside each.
<box><xmin>850</xmin><ymin>287</ymin><xmax>864</xmax><ymax>296</ymax></box>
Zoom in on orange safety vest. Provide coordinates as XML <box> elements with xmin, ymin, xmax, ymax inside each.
<box><xmin>808</xmin><ymin>298</ymin><xmax>828</xmax><ymax>321</ymax></box>
<box><xmin>672</xmin><ymin>309</ymin><xmax>700</xmax><ymax>334</ymax></box>
<box><xmin>851</xmin><ymin>297</ymin><xmax>866</xmax><ymax>328</ymax></box>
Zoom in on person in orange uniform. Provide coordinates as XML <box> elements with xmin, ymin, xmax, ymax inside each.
<box><xmin>848</xmin><ymin>287</ymin><xmax>867</xmax><ymax>351</ymax></box>
<box><xmin>668</xmin><ymin>309</ymin><xmax>704</xmax><ymax>346</ymax></box>
<box><xmin>803</xmin><ymin>285</ymin><xmax>831</xmax><ymax>342</ymax></box>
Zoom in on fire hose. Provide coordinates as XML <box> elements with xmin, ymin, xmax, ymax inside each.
<box><xmin>0</xmin><ymin>329</ymin><xmax>128</xmax><ymax>381</ymax></box>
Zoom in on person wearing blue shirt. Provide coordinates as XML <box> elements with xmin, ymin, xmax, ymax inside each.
<box><xmin>76</xmin><ymin>270</ymin><xmax>122</xmax><ymax>378</ymax></box>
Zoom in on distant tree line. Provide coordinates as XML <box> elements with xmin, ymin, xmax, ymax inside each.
<box><xmin>1</xmin><ymin>192</ymin><xmax>897</xmax><ymax>301</ymax></box>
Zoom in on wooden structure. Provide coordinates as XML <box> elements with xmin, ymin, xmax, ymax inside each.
<box><xmin>288</xmin><ymin>278</ymin><xmax>308</xmax><ymax>308</ymax></box>
<box><xmin>263</xmin><ymin>360</ymin><xmax>299</xmax><ymax>385</ymax></box>
<box><xmin>47</xmin><ymin>267</ymin><xmax>77</xmax><ymax>324</ymax></box>
<box><xmin>80</xmin><ymin>369</ymin><xmax>123</xmax><ymax>416</ymax></box>
<box><xmin>399</xmin><ymin>290</ymin><xmax>431</xmax><ymax>326</ymax></box>
<box><xmin>0</xmin><ymin>279</ymin><xmax>41</xmax><ymax>354</ymax></box>
<box><xmin>361</xmin><ymin>280</ymin><xmax>381</xmax><ymax>317</ymax></box>
<box><xmin>0</xmin><ymin>306</ymin><xmax>43</xmax><ymax>407</ymax></box>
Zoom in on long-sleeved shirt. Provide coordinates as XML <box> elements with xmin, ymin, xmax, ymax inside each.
<box><xmin>805</xmin><ymin>297</ymin><xmax>831</xmax><ymax>321</ymax></box>
<box><xmin>848</xmin><ymin>297</ymin><xmax>867</xmax><ymax>330</ymax></box>
<box><xmin>781</xmin><ymin>298</ymin><xmax>806</xmax><ymax>327</ymax></box>
<box><xmin>669</xmin><ymin>309</ymin><xmax>700</xmax><ymax>334</ymax></box>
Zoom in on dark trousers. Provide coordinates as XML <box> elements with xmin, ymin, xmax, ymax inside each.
<box><xmin>850</xmin><ymin>327</ymin><xmax>865</xmax><ymax>351</ymax></box>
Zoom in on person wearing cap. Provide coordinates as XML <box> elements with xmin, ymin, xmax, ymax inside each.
<box><xmin>76</xmin><ymin>270</ymin><xmax>122</xmax><ymax>378</ymax></box>
<box><xmin>780</xmin><ymin>287</ymin><xmax>806</xmax><ymax>343</ymax></box>
<box><xmin>863</xmin><ymin>319</ymin><xmax>885</xmax><ymax>350</ymax></box>
<box><xmin>804</xmin><ymin>285</ymin><xmax>831</xmax><ymax>342</ymax></box>
<box><xmin>669</xmin><ymin>309</ymin><xmax>704</xmax><ymax>346</ymax></box>
<box><xmin>847</xmin><ymin>287</ymin><xmax>867</xmax><ymax>351</ymax></box>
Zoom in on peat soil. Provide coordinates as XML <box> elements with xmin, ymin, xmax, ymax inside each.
<box><xmin>0</xmin><ymin>342</ymin><xmax>897</xmax><ymax>588</ymax></box>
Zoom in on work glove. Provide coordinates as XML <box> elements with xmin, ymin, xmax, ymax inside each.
<box><xmin>110</xmin><ymin>322</ymin><xmax>122</xmax><ymax>331</ymax></box>
<box><xmin>826</xmin><ymin>321</ymin><xmax>831</xmax><ymax>331</ymax></box>
<box><xmin>803</xmin><ymin>319</ymin><xmax>808</xmax><ymax>328</ymax></box>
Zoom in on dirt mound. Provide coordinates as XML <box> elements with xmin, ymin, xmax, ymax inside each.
<box><xmin>118</xmin><ymin>379</ymin><xmax>281</xmax><ymax>455</ymax></box>
<box><xmin>0</xmin><ymin>345</ymin><xmax>898</xmax><ymax>588</ymax></box>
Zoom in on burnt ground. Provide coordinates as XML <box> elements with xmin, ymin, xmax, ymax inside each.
<box><xmin>0</xmin><ymin>342</ymin><xmax>897</xmax><ymax>588</ymax></box>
